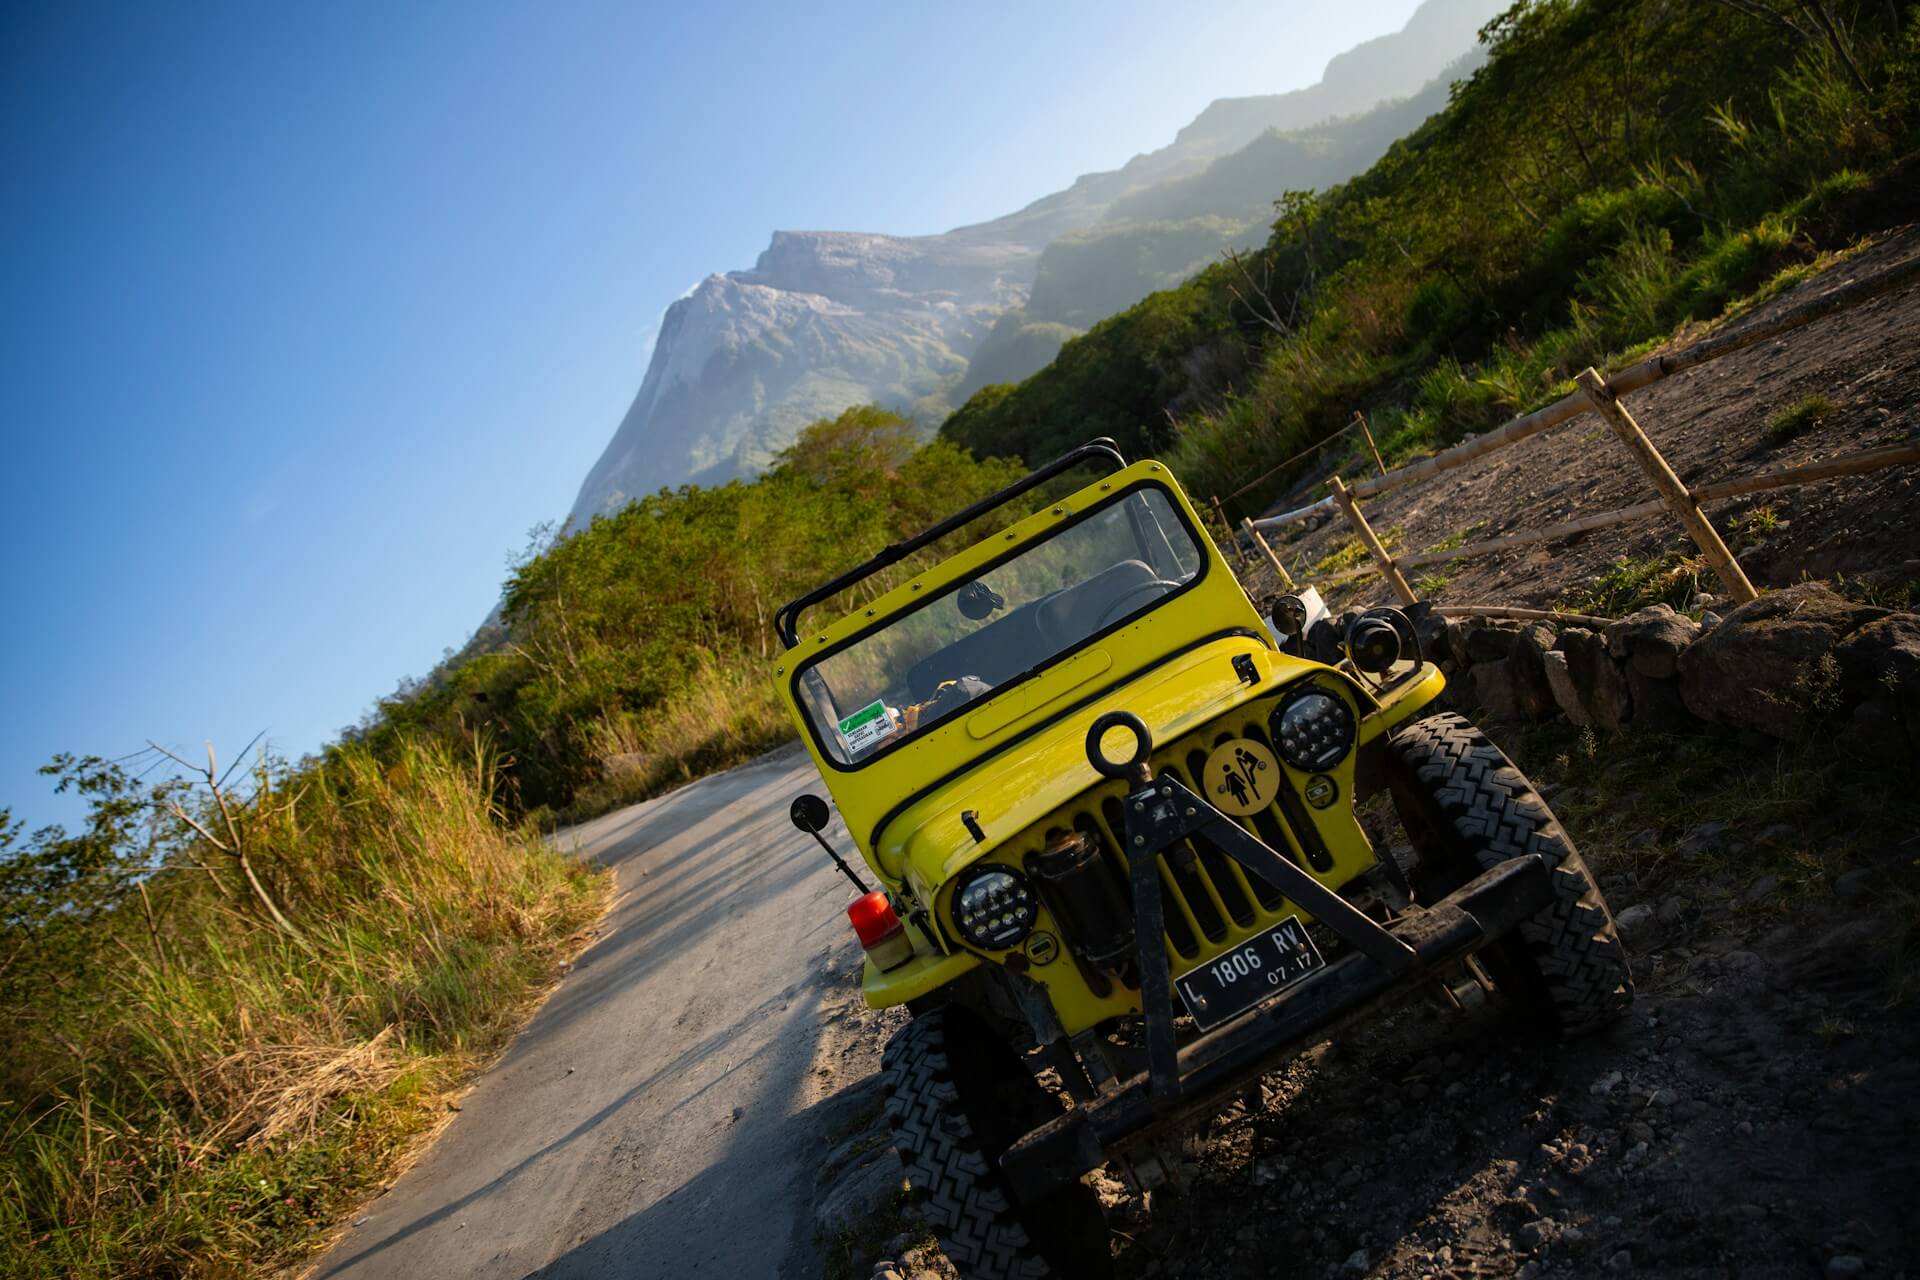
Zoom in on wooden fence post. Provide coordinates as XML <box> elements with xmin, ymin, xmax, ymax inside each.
<box><xmin>1328</xmin><ymin>474</ymin><xmax>1417</xmax><ymax>607</ymax></box>
<box><xmin>1352</xmin><ymin>411</ymin><xmax>1387</xmax><ymax>477</ymax></box>
<box><xmin>1211</xmin><ymin>495</ymin><xmax>1251</xmax><ymax>570</ymax></box>
<box><xmin>1242</xmin><ymin>517</ymin><xmax>1296</xmax><ymax>590</ymax></box>
<box><xmin>1574</xmin><ymin>367</ymin><xmax>1758</xmax><ymax>606</ymax></box>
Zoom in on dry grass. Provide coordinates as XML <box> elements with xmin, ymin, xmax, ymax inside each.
<box><xmin>558</xmin><ymin>652</ymin><xmax>795</xmax><ymax>824</ymax></box>
<box><xmin>0</xmin><ymin>737</ymin><xmax>609</xmax><ymax>1279</ymax></box>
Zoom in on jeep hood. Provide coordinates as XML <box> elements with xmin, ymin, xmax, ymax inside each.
<box><xmin>874</xmin><ymin>637</ymin><xmax>1318</xmax><ymax>896</ymax></box>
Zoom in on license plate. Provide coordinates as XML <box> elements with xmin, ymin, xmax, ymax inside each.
<box><xmin>1174</xmin><ymin>916</ymin><xmax>1325</xmax><ymax>1032</ymax></box>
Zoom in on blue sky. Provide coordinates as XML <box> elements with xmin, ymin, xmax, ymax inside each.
<box><xmin>0</xmin><ymin>0</ymin><xmax>1425</xmax><ymax>830</ymax></box>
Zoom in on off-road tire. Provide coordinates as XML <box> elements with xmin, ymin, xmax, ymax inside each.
<box><xmin>881</xmin><ymin>1005</ymin><xmax>1111</xmax><ymax>1279</ymax></box>
<box><xmin>1388</xmin><ymin>712</ymin><xmax>1633</xmax><ymax>1037</ymax></box>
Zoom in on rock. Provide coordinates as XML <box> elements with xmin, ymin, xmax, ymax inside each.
<box><xmin>1649</xmin><ymin>1087</ymin><xmax>1678</xmax><ymax>1107</ymax></box>
<box><xmin>1834</xmin><ymin>868</ymin><xmax>1875</xmax><ymax>901</ymax></box>
<box><xmin>1678</xmin><ymin>583</ymin><xmax>1888</xmax><ymax>738</ymax></box>
<box><xmin>814</xmin><ymin>1148</ymin><xmax>906</xmax><ymax>1238</ymax></box>
<box><xmin>1558</xmin><ymin>627</ymin><xmax>1632</xmax><ymax>732</ymax></box>
<box><xmin>872</xmin><ymin>1269</ymin><xmax>903</xmax><ymax>1280</ymax></box>
<box><xmin>1464</xmin><ymin>658</ymin><xmax>1527</xmax><ymax>723</ymax></box>
<box><xmin>1838</xmin><ymin>695</ymin><xmax>1913</xmax><ymax>760</ymax></box>
<box><xmin>1416</xmin><ymin>608</ymin><xmax>1453</xmax><ymax>664</ymax></box>
<box><xmin>1834</xmin><ymin>611</ymin><xmax>1920</xmax><ymax>705</ymax></box>
<box><xmin>1826</xmin><ymin>1257</ymin><xmax>1865</xmax><ymax>1280</ymax></box>
<box><xmin>1606</xmin><ymin>1247</ymin><xmax>1634</xmax><ymax>1273</ymax></box>
<box><xmin>1614</xmin><ymin>903</ymin><xmax>1657</xmax><ymax>947</ymax></box>
<box><xmin>1341</xmin><ymin>1247</ymin><xmax>1370</xmax><ymax>1274</ymax></box>
<box><xmin>1466</xmin><ymin>622</ymin><xmax>1521</xmax><ymax>665</ymax></box>
<box><xmin>1678</xmin><ymin>821</ymin><xmax>1729</xmax><ymax>855</ymax></box>
<box><xmin>1607</xmin><ymin>604</ymin><xmax>1701</xmax><ymax>678</ymax></box>
<box><xmin>1786</xmin><ymin>919</ymin><xmax>1879</xmax><ymax>989</ymax></box>
<box><xmin>1542</xmin><ymin>649</ymin><xmax>1591</xmax><ymax>726</ymax></box>
<box><xmin>1590</xmin><ymin>1070</ymin><xmax>1623</xmax><ymax>1097</ymax></box>
<box><xmin>1743</xmin><ymin>876</ymin><xmax>1780</xmax><ymax>904</ymax></box>
<box><xmin>1508</xmin><ymin>623</ymin><xmax>1562</xmax><ymax>720</ymax></box>
<box><xmin>1700</xmin><ymin>610</ymin><xmax>1724</xmax><ymax>631</ymax></box>
<box><xmin>1517</xmin><ymin>1218</ymin><xmax>1554</xmax><ymax>1250</ymax></box>
<box><xmin>1628</xmin><ymin>667</ymin><xmax>1695</xmax><ymax>732</ymax></box>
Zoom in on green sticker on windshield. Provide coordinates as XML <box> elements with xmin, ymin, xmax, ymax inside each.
<box><xmin>838</xmin><ymin>700</ymin><xmax>896</xmax><ymax>754</ymax></box>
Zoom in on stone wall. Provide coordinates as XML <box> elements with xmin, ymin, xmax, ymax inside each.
<box><xmin>1423</xmin><ymin>584</ymin><xmax>1920</xmax><ymax>766</ymax></box>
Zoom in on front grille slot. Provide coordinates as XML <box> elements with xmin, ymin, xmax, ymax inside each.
<box><xmin>1050</xmin><ymin>706</ymin><xmax>1360</xmax><ymax>966</ymax></box>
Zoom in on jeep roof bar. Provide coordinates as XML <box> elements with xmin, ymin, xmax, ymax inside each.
<box><xmin>773</xmin><ymin>437</ymin><xmax>1129</xmax><ymax>650</ymax></box>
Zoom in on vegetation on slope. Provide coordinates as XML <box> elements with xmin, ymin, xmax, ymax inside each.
<box><xmin>942</xmin><ymin>0</ymin><xmax>1920</xmax><ymax>514</ymax></box>
<box><xmin>0</xmin><ymin>738</ymin><xmax>606</xmax><ymax>1277</ymax></box>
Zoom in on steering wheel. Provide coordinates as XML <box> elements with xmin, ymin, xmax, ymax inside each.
<box><xmin>1095</xmin><ymin>578</ymin><xmax>1182</xmax><ymax>628</ymax></box>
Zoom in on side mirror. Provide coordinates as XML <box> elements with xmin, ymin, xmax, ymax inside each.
<box><xmin>789</xmin><ymin>793</ymin><xmax>831</xmax><ymax>834</ymax></box>
<box><xmin>789</xmin><ymin>793</ymin><xmax>870</xmax><ymax>894</ymax></box>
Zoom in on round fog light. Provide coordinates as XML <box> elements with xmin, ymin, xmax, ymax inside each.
<box><xmin>951</xmin><ymin>865</ymin><xmax>1038</xmax><ymax>951</ymax></box>
<box><xmin>1272</xmin><ymin>688</ymin><xmax>1356</xmax><ymax>772</ymax></box>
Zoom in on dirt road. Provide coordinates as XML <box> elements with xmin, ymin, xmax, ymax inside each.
<box><xmin>313</xmin><ymin>743</ymin><xmax>876</xmax><ymax>1280</ymax></box>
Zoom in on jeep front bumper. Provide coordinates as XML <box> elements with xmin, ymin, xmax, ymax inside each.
<box><xmin>999</xmin><ymin>721</ymin><xmax>1555</xmax><ymax>1205</ymax></box>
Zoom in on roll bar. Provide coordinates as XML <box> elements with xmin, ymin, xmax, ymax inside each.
<box><xmin>773</xmin><ymin>438</ymin><xmax>1130</xmax><ymax>650</ymax></box>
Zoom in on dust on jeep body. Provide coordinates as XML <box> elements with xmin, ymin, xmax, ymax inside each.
<box><xmin>773</xmin><ymin>441</ymin><xmax>1633</xmax><ymax>1279</ymax></box>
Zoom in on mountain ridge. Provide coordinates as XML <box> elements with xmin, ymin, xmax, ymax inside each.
<box><xmin>566</xmin><ymin>0</ymin><xmax>1504</xmax><ymax>525</ymax></box>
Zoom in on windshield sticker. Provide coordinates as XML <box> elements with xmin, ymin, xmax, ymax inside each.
<box><xmin>838</xmin><ymin>700</ymin><xmax>897</xmax><ymax>755</ymax></box>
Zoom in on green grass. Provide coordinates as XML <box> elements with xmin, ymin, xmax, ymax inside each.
<box><xmin>1414</xmin><ymin>572</ymin><xmax>1451</xmax><ymax>598</ymax></box>
<box><xmin>1558</xmin><ymin>551</ymin><xmax>1705</xmax><ymax>618</ymax></box>
<box><xmin>1424</xmin><ymin>521</ymin><xmax>1489</xmax><ymax>555</ymax></box>
<box><xmin>1505</xmin><ymin>714</ymin><xmax>1920</xmax><ymax>933</ymax></box>
<box><xmin>0</xmin><ymin>739</ymin><xmax>609</xmax><ymax>1279</ymax></box>
<box><xmin>1311</xmin><ymin>526</ymin><xmax>1404</xmax><ymax>578</ymax></box>
<box><xmin>1726</xmin><ymin>504</ymin><xmax>1781</xmax><ymax>550</ymax></box>
<box><xmin>1763</xmin><ymin>393</ymin><xmax>1834</xmax><ymax>446</ymax></box>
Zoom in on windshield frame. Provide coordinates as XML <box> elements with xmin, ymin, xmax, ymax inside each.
<box><xmin>788</xmin><ymin>478</ymin><xmax>1212</xmax><ymax>773</ymax></box>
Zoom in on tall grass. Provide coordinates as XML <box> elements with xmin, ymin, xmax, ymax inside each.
<box><xmin>558</xmin><ymin>651</ymin><xmax>795</xmax><ymax>824</ymax></box>
<box><xmin>0</xmin><ymin>737</ymin><xmax>607</xmax><ymax>1278</ymax></box>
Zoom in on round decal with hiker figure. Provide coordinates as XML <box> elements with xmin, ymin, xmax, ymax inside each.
<box><xmin>1204</xmin><ymin>738</ymin><xmax>1280</xmax><ymax>817</ymax></box>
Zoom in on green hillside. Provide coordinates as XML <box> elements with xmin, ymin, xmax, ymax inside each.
<box><xmin>947</xmin><ymin>60</ymin><xmax>1481</xmax><ymax>403</ymax></box>
<box><xmin>942</xmin><ymin>0</ymin><xmax>1920</xmax><ymax>514</ymax></box>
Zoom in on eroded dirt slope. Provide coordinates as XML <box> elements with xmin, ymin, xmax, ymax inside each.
<box><xmin>1243</xmin><ymin>229</ymin><xmax>1920</xmax><ymax>614</ymax></box>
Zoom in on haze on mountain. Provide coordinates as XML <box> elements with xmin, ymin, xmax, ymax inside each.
<box><xmin>569</xmin><ymin>0</ymin><xmax>1506</xmax><ymax>525</ymax></box>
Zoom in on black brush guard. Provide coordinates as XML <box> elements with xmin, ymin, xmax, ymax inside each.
<box><xmin>998</xmin><ymin>711</ymin><xmax>1553</xmax><ymax>1205</ymax></box>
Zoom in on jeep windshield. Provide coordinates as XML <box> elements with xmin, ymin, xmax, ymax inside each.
<box><xmin>796</xmin><ymin>486</ymin><xmax>1204</xmax><ymax>766</ymax></box>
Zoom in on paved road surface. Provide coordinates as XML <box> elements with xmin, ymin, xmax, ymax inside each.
<box><xmin>314</xmin><ymin>744</ymin><xmax>871</xmax><ymax>1279</ymax></box>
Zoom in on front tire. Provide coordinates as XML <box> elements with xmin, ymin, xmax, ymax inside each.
<box><xmin>1388</xmin><ymin>712</ymin><xmax>1633</xmax><ymax>1036</ymax></box>
<box><xmin>880</xmin><ymin>1005</ymin><xmax>1111</xmax><ymax>1279</ymax></box>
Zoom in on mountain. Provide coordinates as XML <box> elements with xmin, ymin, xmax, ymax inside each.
<box><xmin>566</xmin><ymin>0</ymin><xmax>1505</xmax><ymax>525</ymax></box>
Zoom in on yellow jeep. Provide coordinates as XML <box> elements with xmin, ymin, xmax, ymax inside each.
<box><xmin>773</xmin><ymin>441</ymin><xmax>1631</xmax><ymax>1278</ymax></box>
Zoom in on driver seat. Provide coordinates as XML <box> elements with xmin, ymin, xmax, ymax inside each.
<box><xmin>1033</xmin><ymin>559</ymin><xmax>1160</xmax><ymax>648</ymax></box>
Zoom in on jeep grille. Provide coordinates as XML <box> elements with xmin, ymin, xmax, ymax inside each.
<box><xmin>1041</xmin><ymin>706</ymin><xmax>1360</xmax><ymax>964</ymax></box>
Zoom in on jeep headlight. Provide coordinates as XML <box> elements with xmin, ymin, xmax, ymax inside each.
<box><xmin>1272</xmin><ymin>687</ymin><xmax>1356</xmax><ymax>772</ymax></box>
<box><xmin>951</xmin><ymin>865</ymin><xmax>1037</xmax><ymax>951</ymax></box>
